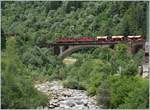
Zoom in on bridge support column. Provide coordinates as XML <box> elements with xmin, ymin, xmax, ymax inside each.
<box><xmin>59</xmin><ymin>46</ymin><xmax>64</xmax><ymax>56</ymax></box>
<box><xmin>128</xmin><ymin>41</ymin><xmax>145</xmax><ymax>54</ymax></box>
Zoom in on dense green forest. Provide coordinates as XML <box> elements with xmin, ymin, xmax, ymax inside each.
<box><xmin>1</xmin><ymin>1</ymin><xmax>149</xmax><ymax>109</ymax></box>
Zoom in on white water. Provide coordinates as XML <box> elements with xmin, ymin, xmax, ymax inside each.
<box><xmin>35</xmin><ymin>81</ymin><xmax>101</xmax><ymax>110</ymax></box>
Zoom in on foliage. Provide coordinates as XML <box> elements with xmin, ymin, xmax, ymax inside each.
<box><xmin>133</xmin><ymin>49</ymin><xmax>145</xmax><ymax>65</ymax></box>
<box><xmin>105</xmin><ymin>75</ymin><xmax>149</xmax><ymax>109</ymax></box>
<box><xmin>1</xmin><ymin>1</ymin><xmax>148</xmax><ymax>109</ymax></box>
<box><xmin>63</xmin><ymin>79</ymin><xmax>85</xmax><ymax>90</ymax></box>
<box><xmin>87</xmin><ymin>72</ymin><xmax>103</xmax><ymax>96</ymax></box>
<box><xmin>118</xmin><ymin>78</ymin><xmax>149</xmax><ymax>109</ymax></box>
<box><xmin>97</xmin><ymin>80</ymin><xmax>111</xmax><ymax>109</ymax></box>
<box><xmin>114</xmin><ymin>43</ymin><xmax>129</xmax><ymax>60</ymax></box>
<box><xmin>1</xmin><ymin>29</ymin><xmax>6</xmax><ymax>50</ymax></box>
<box><xmin>2</xmin><ymin>1</ymin><xmax>148</xmax><ymax>41</ymax></box>
<box><xmin>60</xmin><ymin>46</ymin><xmax>148</xmax><ymax>109</ymax></box>
<box><xmin>1</xmin><ymin>38</ymin><xmax>48</xmax><ymax>109</ymax></box>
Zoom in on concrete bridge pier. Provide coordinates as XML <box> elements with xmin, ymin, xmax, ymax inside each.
<box><xmin>127</xmin><ymin>41</ymin><xmax>145</xmax><ymax>54</ymax></box>
<box><xmin>54</xmin><ymin>46</ymin><xmax>68</xmax><ymax>56</ymax></box>
<box><xmin>59</xmin><ymin>46</ymin><xmax>64</xmax><ymax>56</ymax></box>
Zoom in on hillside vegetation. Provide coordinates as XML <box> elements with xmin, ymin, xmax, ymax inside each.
<box><xmin>1</xmin><ymin>1</ymin><xmax>149</xmax><ymax>109</ymax></box>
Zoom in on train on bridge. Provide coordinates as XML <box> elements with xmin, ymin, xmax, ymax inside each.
<box><xmin>56</xmin><ymin>35</ymin><xmax>144</xmax><ymax>43</ymax></box>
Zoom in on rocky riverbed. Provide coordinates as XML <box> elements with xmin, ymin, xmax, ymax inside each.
<box><xmin>35</xmin><ymin>81</ymin><xmax>101</xmax><ymax>110</ymax></box>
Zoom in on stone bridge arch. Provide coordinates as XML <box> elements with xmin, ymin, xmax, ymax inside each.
<box><xmin>58</xmin><ymin>45</ymin><xmax>108</xmax><ymax>59</ymax></box>
<box><xmin>54</xmin><ymin>41</ymin><xmax>145</xmax><ymax>59</ymax></box>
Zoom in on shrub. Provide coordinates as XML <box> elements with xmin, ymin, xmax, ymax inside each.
<box><xmin>1</xmin><ymin>38</ymin><xmax>48</xmax><ymax>109</ymax></box>
<box><xmin>96</xmin><ymin>80</ymin><xmax>111</xmax><ymax>109</ymax></box>
<box><xmin>63</xmin><ymin>79</ymin><xmax>85</xmax><ymax>90</ymax></box>
<box><xmin>97</xmin><ymin>75</ymin><xmax>149</xmax><ymax>109</ymax></box>
<box><xmin>118</xmin><ymin>78</ymin><xmax>149</xmax><ymax>109</ymax></box>
<box><xmin>87</xmin><ymin>72</ymin><xmax>103</xmax><ymax>96</ymax></box>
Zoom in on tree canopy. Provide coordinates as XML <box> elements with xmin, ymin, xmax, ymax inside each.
<box><xmin>1</xmin><ymin>1</ymin><xmax>149</xmax><ymax>109</ymax></box>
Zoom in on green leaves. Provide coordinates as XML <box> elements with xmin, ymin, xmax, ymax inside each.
<box><xmin>97</xmin><ymin>80</ymin><xmax>111</xmax><ymax>109</ymax></box>
<box><xmin>2</xmin><ymin>1</ymin><xmax>148</xmax><ymax>41</ymax></box>
<box><xmin>102</xmin><ymin>76</ymin><xmax>149</xmax><ymax>109</ymax></box>
<box><xmin>118</xmin><ymin>78</ymin><xmax>149</xmax><ymax>109</ymax></box>
<box><xmin>2</xmin><ymin>1</ymin><xmax>148</xmax><ymax>109</ymax></box>
<box><xmin>1</xmin><ymin>29</ymin><xmax>6</xmax><ymax>50</ymax></box>
<box><xmin>133</xmin><ymin>49</ymin><xmax>145</xmax><ymax>65</ymax></box>
<box><xmin>1</xmin><ymin>38</ymin><xmax>48</xmax><ymax>109</ymax></box>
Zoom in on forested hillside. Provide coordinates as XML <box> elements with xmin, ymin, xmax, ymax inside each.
<box><xmin>1</xmin><ymin>1</ymin><xmax>149</xmax><ymax>109</ymax></box>
<box><xmin>2</xmin><ymin>1</ymin><xmax>148</xmax><ymax>42</ymax></box>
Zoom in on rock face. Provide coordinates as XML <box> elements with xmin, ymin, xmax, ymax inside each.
<box><xmin>35</xmin><ymin>81</ymin><xmax>101</xmax><ymax>110</ymax></box>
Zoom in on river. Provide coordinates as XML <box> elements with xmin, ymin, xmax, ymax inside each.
<box><xmin>35</xmin><ymin>81</ymin><xmax>101</xmax><ymax>110</ymax></box>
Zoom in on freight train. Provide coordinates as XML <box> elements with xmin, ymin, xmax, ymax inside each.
<box><xmin>56</xmin><ymin>35</ymin><xmax>144</xmax><ymax>43</ymax></box>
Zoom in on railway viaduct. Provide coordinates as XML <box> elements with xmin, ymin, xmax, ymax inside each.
<box><xmin>49</xmin><ymin>41</ymin><xmax>145</xmax><ymax>59</ymax></box>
